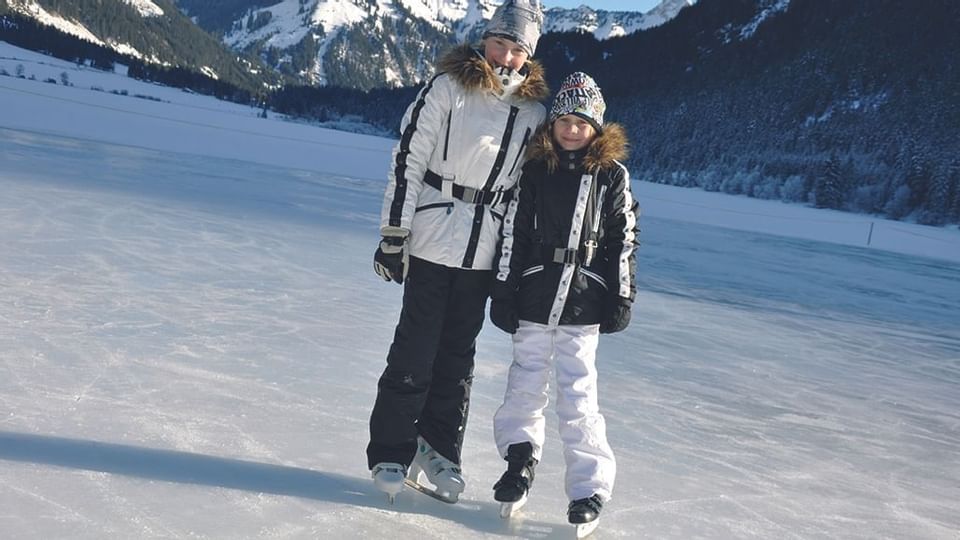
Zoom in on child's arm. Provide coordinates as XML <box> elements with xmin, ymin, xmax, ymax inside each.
<box><xmin>490</xmin><ymin>171</ymin><xmax>537</xmax><ymax>332</ymax></box>
<box><xmin>600</xmin><ymin>163</ymin><xmax>639</xmax><ymax>333</ymax></box>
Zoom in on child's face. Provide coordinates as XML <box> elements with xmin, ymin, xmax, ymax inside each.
<box><xmin>483</xmin><ymin>36</ymin><xmax>529</xmax><ymax>72</ymax></box>
<box><xmin>552</xmin><ymin>115</ymin><xmax>597</xmax><ymax>152</ymax></box>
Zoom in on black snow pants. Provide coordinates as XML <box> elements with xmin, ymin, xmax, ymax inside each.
<box><xmin>367</xmin><ymin>256</ymin><xmax>490</xmax><ymax>469</ymax></box>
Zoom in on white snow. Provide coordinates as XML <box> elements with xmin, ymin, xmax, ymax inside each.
<box><xmin>2</xmin><ymin>41</ymin><xmax>959</xmax><ymax>539</ymax></box>
<box><xmin>225</xmin><ymin>0</ymin><xmax>316</xmax><ymax>51</ymax></box>
<box><xmin>739</xmin><ymin>0</ymin><xmax>791</xmax><ymax>40</ymax></box>
<box><xmin>122</xmin><ymin>0</ymin><xmax>165</xmax><ymax>18</ymax></box>
<box><xmin>5</xmin><ymin>0</ymin><xmax>105</xmax><ymax>46</ymax></box>
<box><xmin>107</xmin><ymin>40</ymin><xmax>146</xmax><ymax>60</ymax></box>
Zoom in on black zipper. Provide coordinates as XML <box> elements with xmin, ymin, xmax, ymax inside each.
<box><xmin>443</xmin><ymin>110</ymin><xmax>452</xmax><ymax>161</ymax></box>
<box><xmin>507</xmin><ymin>126</ymin><xmax>531</xmax><ymax>176</ymax></box>
<box><xmin>416</xmin><ymin>202</ymin><xmax>455</xmax><ymax>214</ymax></box>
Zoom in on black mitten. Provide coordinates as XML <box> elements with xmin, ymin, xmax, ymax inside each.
<box><xmin>599</xmin><ymin>297</ymin><xmax>632</xmax><ymax>334</ymax></box>
<box><xmin>490</xmin><ymin>299</ymin><xmax>519</xmax><ymax>334</ymax></box>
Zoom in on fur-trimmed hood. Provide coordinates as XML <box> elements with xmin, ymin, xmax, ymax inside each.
<box><xmin>527</xmin><ymin>122</ymin><xmax>629</xmax><ymax>173</ymax></box>
<box><xmin>437</xmin><ymin>44</ymin><xmax>550</xmax><ymax>102</ymax></box>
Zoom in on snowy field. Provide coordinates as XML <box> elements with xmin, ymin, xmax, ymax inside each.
<box><xmin>2</xmin><ymin>42</ymin><xmax>959</xmax><ymax>539</ymax></box>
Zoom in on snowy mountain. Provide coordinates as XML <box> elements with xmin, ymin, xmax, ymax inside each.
<box><xmin>0</xmin><ymin>0</ymin><xmax>275</xmax><ymax>91</ymax></box>
<box><xmin>180</xmin><ymin>0</ymin><xmax>696</xmax><ymax>89</ymax></box>
<box><xmin>1</xmin><ymin>0</ymin><xmax>695</xmax><ymax>89</ymax></box>
<box><xmin>544</xmin><ymin>0</ymin><xmax>696</xmax><ymax>39</ymax></box>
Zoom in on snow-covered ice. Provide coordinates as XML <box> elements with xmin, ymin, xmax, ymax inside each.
<box><xmin>1</xmin><ymin>42</ymin><xmax>959</xmax><ymax>539</ymax></box>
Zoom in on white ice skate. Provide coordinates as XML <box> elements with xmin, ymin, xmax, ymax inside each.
<box><xmin>408</xmin><ymin>436</ymin><xmax>465</xmax><ymax>503</ymax></box>
<box><xmin>371</xmin><ymin>462</ymin><xmax>407</xmax><ymax>504</ymax></box>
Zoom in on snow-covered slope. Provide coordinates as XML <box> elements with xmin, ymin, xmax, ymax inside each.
<box><xmin>4</xmin><ymin>0</ymin><xmax>108</xmax><ymax>46</ymax></box>
<box><xmin>543</xmin><ymin>0</ymin><xmax>696</xmax><ymax>39</ymax></box>
<box><xmin>2</xmin><ymin>41</ymin><xmax>959</xmax><ymax>540</ymax></box>
<box><xmin>2</xmin><ymin>0</ymin><xmax>272</xmax><ymax>87</ymax></box>
<box><xmin>5</xmin><ymin>0</ymin><xmax>698</xmax><ymax>88</ymax></box>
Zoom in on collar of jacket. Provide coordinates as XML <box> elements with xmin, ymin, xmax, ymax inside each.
<box><xmin>527</xmin><ymin>122</ymin><xmax>631</xmax><ymax>174</ymax></box>
<box><xmin>437</xmin><ymin>44</ymin><xmax>550</xmax><ymax>102</ymax></box>
<box><xmin>557</xmin><ymin>148</ymin><xmax>590</xmax><ymax>171</ymax></box>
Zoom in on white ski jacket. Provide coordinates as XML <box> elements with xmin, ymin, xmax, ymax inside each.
<box><xmin>381</xmin><ymin>45</ymin><xmax>548</xmax><ymax>270</ymax></box>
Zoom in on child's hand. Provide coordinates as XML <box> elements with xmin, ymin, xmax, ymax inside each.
<box><xmin>599</xmin><ymin>298</ymin><xmax>632</xmax><ymax>334</ymax></box>
<box><xmin>490</xmin><ymin>299</ymin><xmax>519</xmax><ymax>334</ymax></box>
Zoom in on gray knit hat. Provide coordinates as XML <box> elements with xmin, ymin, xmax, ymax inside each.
<box><xmin>482</xmin><ymin>0</ymin><xmax>544</xmax><ymax>56</ymax></box>
<box><xmin>549</xmin><ymin>72</ymin><xmax>607</xmax><ymax>132</ymax></box>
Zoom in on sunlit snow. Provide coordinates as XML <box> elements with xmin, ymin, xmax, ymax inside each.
<box><xmin>1</xmin><ymin>42</ymin><xmax>958</xmax><ymax>539</ymax></box>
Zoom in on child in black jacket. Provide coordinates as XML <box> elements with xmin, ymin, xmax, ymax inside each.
<box><xmin>489</xmin><ymin>72</ymin><xmax>639</xmax><ymax>529</ymax></box>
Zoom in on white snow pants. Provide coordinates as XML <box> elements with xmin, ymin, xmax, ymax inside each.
<box><xmin>493</xmin><ymin>321</ymin><xmax>616</xmax><ymax>501</ymax></box>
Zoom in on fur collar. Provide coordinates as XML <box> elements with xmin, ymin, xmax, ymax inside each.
<box><xmin>527</xmin><ymin>122</ymin><xmax>630</xmax><ymax>173</ymax></box>
<box><xmin>436</xmin><ymin>44</ymin><xmax>550</xmax><ymax>102</ymax></box>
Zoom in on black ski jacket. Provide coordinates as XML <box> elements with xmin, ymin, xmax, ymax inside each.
<box><xmin>492</xmin><ymin>123</ymin><xmax>639</xmax><ymax>326</ymax></box>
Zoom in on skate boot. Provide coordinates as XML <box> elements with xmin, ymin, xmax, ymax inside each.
<box><xmin>493</xmin><ymin>442</ymin><xmax>537</xmax><ymax>517</ymax></box>
<box><xmin>371</xmin><ymin>462</ymin><xmax>407</xmax><ymax>504</ymax></box>
<box><xmin>568</xmin><ymin>494</ymin><xmax>603</xmax><ymax>538</ymax></box>
<box><xmin>409</xmin><ymin>436</ymin><xmax>465</xmax><ymax>502</ymax></box>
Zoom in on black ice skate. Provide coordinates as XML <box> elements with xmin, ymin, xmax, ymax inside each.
<box><xmin>567</xmin><ymin>494</ymin><xmax>603</xmax><ymax>538</ymax></box>
<box><xmin>493</xmin><ymin>442</ymin><xmax>537</xmax><ymax>518</ymax></box>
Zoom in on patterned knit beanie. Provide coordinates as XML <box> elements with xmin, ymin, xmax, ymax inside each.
<box><xmin>549</xmin><ymin>72</ymin><xmax>606</xmax><ymax>132</ymax></box>
<box><xmin>482</xmin><ymin>0</ymin><xmax>544</xmax><ymax>56</ymax></box>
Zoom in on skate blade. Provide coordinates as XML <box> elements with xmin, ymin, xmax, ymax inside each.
<box><xmin>403</xmin><ymin>478</ymin><xmax>458</xmax><ymax>504</ymax></box>
<box><xmin>499</xmin><ymin>494</ymin><xmax>528</xmax><ymax>518</ymax></box>
<box><xmin>374</xmin><ymin>480</ymin><xmax>404</xmax><ymax>504</ymax></box>
<box><xmin>575</xmin><ymin>519</ymin><xmax>599</xmax><ymax>538</ymax></box>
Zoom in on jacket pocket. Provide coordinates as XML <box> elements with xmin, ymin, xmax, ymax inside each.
<box><xmin>578</xmin><ymin>267</ymin><xmax>608</xmax><ymax>290</ymax></box>
<box><xmin>521</xmin><ymin>265</ymin><xmax>544</xmax><ymax>278</ymax></box>
<box><xmin>415</xmin><ymin>202</ymin><xmax>454</xmax><ymax>215</ymax></box>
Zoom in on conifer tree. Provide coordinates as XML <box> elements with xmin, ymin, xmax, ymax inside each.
<box><xmin>814</xmin><ymin>154</ymin><xmax>844</xmax><ymax>209</ymax></box>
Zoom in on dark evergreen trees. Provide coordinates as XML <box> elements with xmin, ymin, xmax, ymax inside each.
<box><xmin>814</xmin><ymin>154</ymin><xmax>844</xmax><ymax>210</ymax></box>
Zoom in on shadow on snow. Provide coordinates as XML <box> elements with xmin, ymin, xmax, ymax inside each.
<box><xmin>0</xmin><ymin>430</ymin><xmax>560</xmax><ymax>538</ymax></box>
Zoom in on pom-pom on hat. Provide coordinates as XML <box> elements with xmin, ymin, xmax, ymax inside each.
<box><xmin>549</xmin><ymin>72</ymin><xmax>606</xmax><ymax>132</ymax></box>
<box><xmin>482</xmin><ymin>0</ymin><xmax>544</xmax><ymax>56</ymax></box>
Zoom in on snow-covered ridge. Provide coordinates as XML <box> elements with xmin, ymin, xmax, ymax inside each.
<box><xmin>4</xmin><ymin>0</ymin><xmax>157</xmax><ymax>58</ymax></box>
<box><xmin>544</xmin><ymin>0</ymin><xmax>696</xmax><ymax>39</ymax></box>
<box><xmin>122</xmin><ymin>0</ymin><xmax>164</xmax><ymax>18</ymax></box>
<box><xmin>739</xmin><ymin>0</ymin><xmax>790</xmax><ymax>39</ymax></box>
<box><xmin>224</xmin><ymin>0</ymin><xmax>498</xmax><ymax>50</ymax></box>
<box><xmin>716</xmin><ymin>0</ymin><xmax>790</xmax><ymax>43</ymax></box>
<box><xmin>5</xmin><ymin>0</ymin><xmax>105</xmax><ymax>45</ymax></box>
<box><xmin>220</xmin><ymin>0</ymin><xmax>698</xmax><ymax>87</ymax></box>
<box><xmin>227</xmin><ymin>0</ymin><xmax>693</xmax><ymax>50</ymax></box>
